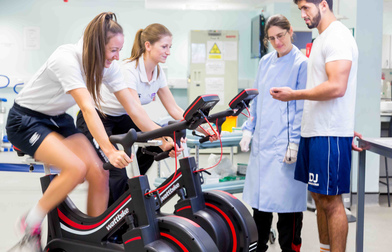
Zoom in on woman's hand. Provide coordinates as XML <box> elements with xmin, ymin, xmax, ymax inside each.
<box><xmin>169</xmin><ymin>141</ymin><xmax>185</xmax><ymax>158</ymax></box>
<box><xmin>160</xmin><ymin>136</ymin><xmax>174</xmax><ymax>151</ymax></box>
<box><xmin>160</xmin><ymin>137</ymin><xmax>185</xmax><ymax>158</ymax></box>
<box><xmin>209</xmin><ymin>133</ymin><xmax>219</xmax><ymax>142</ymax></box>
<box><xmin>197</xmin><ymin>125</ymin><xmax>219</xmax><ymax>142</ymax></box>
<box><xmin>107</xmin><ymin>149</ymin><xmax>133</xmax><ymax>168</ymax></box>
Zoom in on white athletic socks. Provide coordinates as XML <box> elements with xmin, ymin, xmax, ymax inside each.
<box><xmin>25</xmin><ymin>203</ymin><xmax>46</xmax><ymax>229</ymax></box>
<box><xmin>320</xmin><ymin>243</ymin><xmax>330</xmax><ymax>252</ymax></box>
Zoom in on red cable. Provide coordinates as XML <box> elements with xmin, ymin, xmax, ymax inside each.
<box><xmin>145</xmin><ymin>131</ymin><xmax>178</xmax><ymax>196</ymax></box>
<box><xmin>198</xmin><ymin>125</ymin><xmax>212</xmax><ymax>136</ymax></box>
<box><xmin>204</xmin><ymin>118</ymin><xmax>218</xmax><ymax>136</ymax></box>
<box><xmin>241</xmin><ymin>106</ymin><xmax>251</xmax><ymax>118</ymax></box>
<box><xmin>194</xmin><ymin>118</ymin><xmax>223</xmax><ymax>173</ymax></box>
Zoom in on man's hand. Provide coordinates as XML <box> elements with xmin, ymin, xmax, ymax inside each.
<box><xmin>270</xmin><ymin>87</ymin><xmax>295</xmax><ymax>102</ymax></box>
<box><xmin>352</xmin><ymin>131</ymin><xmax>363</xmax><ymax>152</ymax></box>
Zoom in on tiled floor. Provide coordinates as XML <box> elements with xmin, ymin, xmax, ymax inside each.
<box><xmin>0</xmin><ymin>151</ymin><xmax>391</xmax><ymax>251</ymax></box>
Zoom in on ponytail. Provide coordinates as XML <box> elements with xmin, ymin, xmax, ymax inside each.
<box><xmin>83</xmin><ymin>12</ymin><xmax>123</xmax><ymax>109</ymax></box>
<box><xmin>129</xmin><ymin>29</ymin><xmax>144</xmax><ymax>67</ymax></box>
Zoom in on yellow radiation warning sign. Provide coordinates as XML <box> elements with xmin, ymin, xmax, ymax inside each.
<box><xmin>208</xmin><ymin>41</ymin><xmax>222</xmax><ymax>59</ymax></box>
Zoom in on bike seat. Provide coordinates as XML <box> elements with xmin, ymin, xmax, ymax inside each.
<box><xmin>13</xmin><ymin>146</ymin><xmax>26</xmax><ymax>157</ymax></box>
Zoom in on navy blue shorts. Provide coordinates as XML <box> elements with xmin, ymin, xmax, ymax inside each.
<box><xmin>6</xmin><ymin>103</ymin><xmax>80</xmax><ymax>157</ymax></box>
<box><xmin>294</xmin><ymin>136</ymin><xmax>353</xmax><ymax>195</ymax></box>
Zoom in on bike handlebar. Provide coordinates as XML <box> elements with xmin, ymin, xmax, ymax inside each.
<box><xmin>103</xmin><ymin>128</ymin><xmax>138</xmax><ymax>170</ymax></box>
<box><xmin>103</xmin><ymin>89</ymin><xmax>258</xmax><ymax>169</ymax></box>
<box><xmin>103</xmin><ymin>109</ymin><xmax>233</xmax><ymax>169</ymax></box>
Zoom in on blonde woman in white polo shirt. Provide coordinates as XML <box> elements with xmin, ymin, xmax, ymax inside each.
<box><xmin>77</xmin><ymin>23</ymin><xmax>189</xmax><ymax>207</ymax></box>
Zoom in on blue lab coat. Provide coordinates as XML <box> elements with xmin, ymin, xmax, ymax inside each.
<box><xmin>242</xmin><ymin>45</ymin><xmax>308</xmax><ymax>213</ymax></box>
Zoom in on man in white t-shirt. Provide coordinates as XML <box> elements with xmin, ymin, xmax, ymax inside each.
<box><xmin>270</xmin><ymin>1</ymin><xmax>361</xmax><ymax>251</ymax></box>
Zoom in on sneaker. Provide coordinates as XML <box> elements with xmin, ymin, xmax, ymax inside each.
<box><xmin>7</xmin><ymin>216</ymin><xmax>42</xmax><ymax>252</ymax></box>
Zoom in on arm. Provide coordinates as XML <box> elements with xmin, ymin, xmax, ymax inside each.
<box><xmin>114</xmin><ymin>88</ymin><xmax>178</xmax><ymax>152</ymax></box>
<box><xmin>290</xmin><ymin>60</ymin><xmax>307</xmax><ymax>144</ymax></box>
<box><xmin>270</xmin><ymin>60</ymin><xmax>352</xmax><ymax>101</ymax></box>
<box><xmin>114</xmin><ymin>88</ymin><xmax>161</xmax><ymax>132</ymax></box>
<box><xmin>69</xmin><ymin>88</ymin><xmax>131</xmax><ymax>168</ymax></box>
<box><xmin>239</xmin><ymin>72</ymin><xmax>260</xmax><ymax>152</ymax></box>
<box><xmin>283</xmin><ymin>61</ymin><xmax>308</xmax><ymax>164</ymax></box>
<box><xmin>157</xmin><ymin>86</ymin><xmax>184</xmax><ymax>120</ymax></box>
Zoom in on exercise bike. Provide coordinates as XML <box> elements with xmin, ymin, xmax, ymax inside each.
<box><xmin>38</xmin><ymin>96</ymin><xmax>238</xmax><ymax>251</ymax></box>
<box><xmin>34</xmin><ymin>89</ymin><xmax>257</xmax><ymax>251</ymax></box>
<box><xmin>108</xmin><ymin>89</ymin><xmax>260</xmax><ymax>252</ymax></box>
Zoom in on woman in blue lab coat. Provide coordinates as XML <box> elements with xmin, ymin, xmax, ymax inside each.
<box><xmin>240</xmin><ymin>14</ymin><xmax>307</xmax><ymax>252</ymax></box>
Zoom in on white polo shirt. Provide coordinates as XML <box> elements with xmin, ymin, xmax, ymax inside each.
<box><xmin>15</xmin><ymin>39</ymin><xmax>126</xmax><ymax>116</ymax></box>
<box><xmin>100</xmin><ymin>55</ymin><xmax>168</xmax><ymax>116</ymax></box>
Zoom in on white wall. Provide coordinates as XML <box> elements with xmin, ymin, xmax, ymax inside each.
<box><xmin>0</xmin><ymin>0</ymin><xmax>259</xmax><ymax>86</ymax></box>
<box><xmin>0</xmin><ymin>0</ymin><xmax>260</xmax><ymax>125</ymax></box>
<box><xmin>384</xmin><ymin>1</ymin><xmax>392</xmax><ymax>34</ymax></box>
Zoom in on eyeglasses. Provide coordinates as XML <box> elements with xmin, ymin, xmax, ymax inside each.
<box><xmin>267</xmin><ymin>30</ymin><xmax>289</xmax><ymax>42</ymax></box>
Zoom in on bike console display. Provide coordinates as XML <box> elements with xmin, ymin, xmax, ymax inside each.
<box><xmin>183</xmin><ymin>94</ymin><xmax>220</xmax><ymax>123</ymax></box>
<box><xmin>228</xmin><ymin>88</ymin><xmax>259</xmax><ymax>115</ymax></box>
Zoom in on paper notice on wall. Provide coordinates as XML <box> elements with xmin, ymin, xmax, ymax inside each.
<box><xmin>205</xmin><ymin>77</ymin><xmax>224</xmax><ymax>105</ymax></box>
<box><xmin>24</xmin><ymin>27</ymin><xmax>40</xmax><ymax>50</ymax></box>
<box><xmin>191</xmin><ymin>43</ymin><xmax>206</xmax><ymax>63</ymax></box>
<box><xmin>206</xmin><ymin>61</ymin><xmax>225</xmax><ymax>75</ymax></box>
<box><xmin>224</xmin><ymin>41</ymin><xmax>237</xmax><ymax>61</ymax></box>
<box><xmin>207</xmin><ymin>41</ymin><xmax>223</xmax><ymax>60</ymax></box>
<box><xmin>0</xmin><ymin>33</ymin><xmax>15</xmax><ymax>59</ymax></box>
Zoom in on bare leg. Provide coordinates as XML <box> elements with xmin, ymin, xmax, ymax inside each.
<box><xmin>62</xmin><ymin>134</ymin><xmax>109</xmax><ymax>216</ymax></box>
<box><xmin>34</xmin><ymin>133</ymin><xmax>109</xmax><ymax>217</ymax></box>
<box><xmin>311</xmin><ymin>192</ymin><xmax>329</xmax><ymax>245</ymax></box>
<box><xmin>312</xmin><ymin>192</ymin><xmax>348</xmax><ymax>252</ymax></box>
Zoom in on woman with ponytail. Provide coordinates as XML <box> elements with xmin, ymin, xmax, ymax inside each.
<box><xmin>6</xmin><ymin>12</ymin><xmax>132</xmax><ymax>252</ymax></box>
<box><xmin>77</xmin><ymin>23</ymin><xmax>216</xmax><ymax>207</ymax></box>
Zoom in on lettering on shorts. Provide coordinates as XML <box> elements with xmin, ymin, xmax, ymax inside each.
<box><xmin>309</xmin><ymin>173</ymin><xmax>319</xmax><ymax>186</ymax></box>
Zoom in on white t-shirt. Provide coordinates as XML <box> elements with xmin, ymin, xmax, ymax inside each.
<box><xmin>301</xmin><ymin>21</ymin><xmax>358</xmax><ymax>137</ymax></box>
<box><xmin>15</xmin><ymin>39</ymin><xmax>126</xmax><ymax>116</ymax></box>
<box><xmin>100</xmin><ymin>55</ymin><xmax>168</xmax><ymax>116</ymax></box>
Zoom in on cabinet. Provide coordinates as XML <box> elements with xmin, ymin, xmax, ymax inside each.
<box><xmin>188</xmin><ymin>30</ymin><xmax>238</xmax><ymax>113</ymax></box>
<box><xmin>382</xmin><ymin>34</ymin><xmax>392</xmax><ymax>69</ymax></box>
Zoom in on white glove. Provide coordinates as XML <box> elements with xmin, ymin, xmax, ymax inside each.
<box><xmin>283</xmin><ymin>143</ymin><xmax>299</xmax><ymax>164</ymax></box>
<box><xmin>239</xmin><ymin>130</ymin><xmax>252</xmax><ymax>152</ymax></box>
